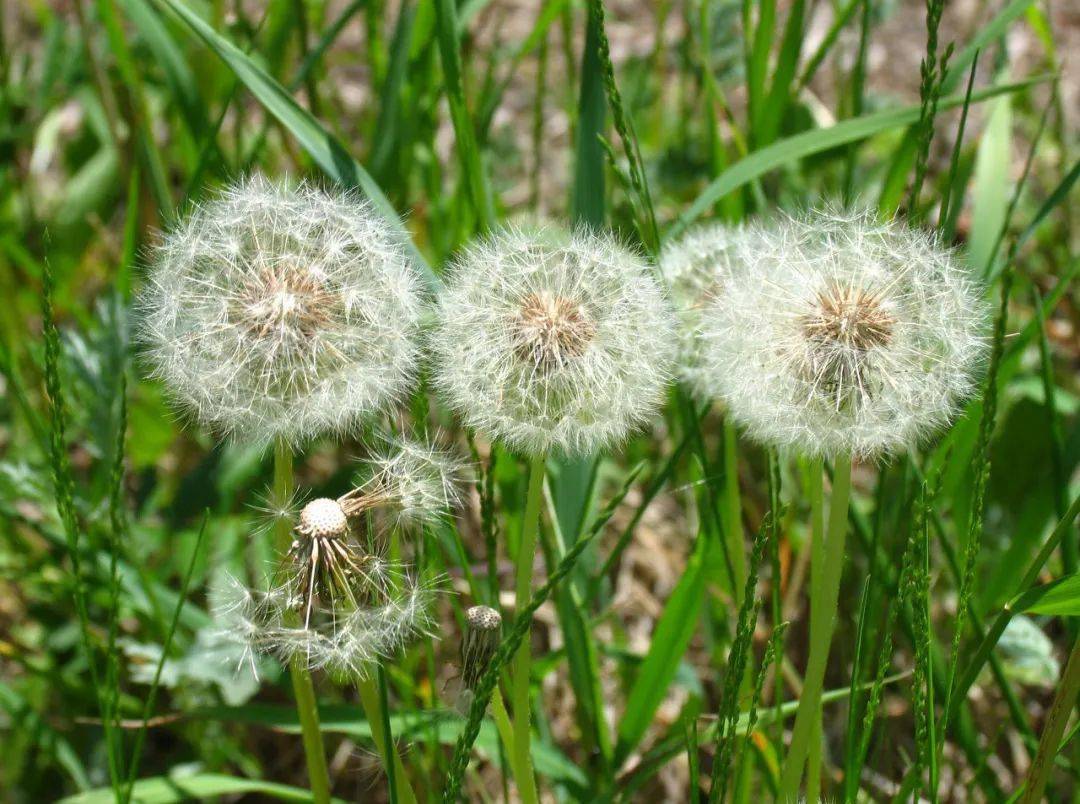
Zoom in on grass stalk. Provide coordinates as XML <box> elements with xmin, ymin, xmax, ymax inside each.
<box><xmin>1020</xmin><ymin>635</ymin><xmax>1080</xmax><ymax>803</ymax></box>
<box><xmin>510</xmin><ymin>453</ymin><xmax>546</xmax><ymax>804</ymax></box>
<box><xmin>273</xmin><ymin>441</ymin><xmax>331</xmax><ymax>804</ymax></box>
<box><xmin>779</xmin><ymin>452</ymin><xmax>853</xmax><ymax>800</ymax></box>
<box><xmin>357</xmin><ymin>673</ymin><xmax>417</xmax><ymax>804</ymax></box>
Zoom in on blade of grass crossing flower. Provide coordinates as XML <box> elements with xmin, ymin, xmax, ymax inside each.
<box><xmin>153</xmin><ymin>0</ymin><xmax>440</xmax><ymax>291</ymax></box>
<box><xmin>122</xmin><ymin>511</ymin><xmax>209</xmax><ymax>802</ymax></box>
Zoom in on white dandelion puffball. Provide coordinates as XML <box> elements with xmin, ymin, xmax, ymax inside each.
<box><xmin>659</xmin><ymin>223</ymin><xmax>757</xmax><ymax>397</ymax></box>
<box><xmin>430</xmin><ymin>226</ymin><xmax>677</xmax><ymax>456</ymax></box>
<box><xmin>137</xmin><ymin>175</ymin><xmax>424</xmax><ymax>446</ymax></box>
<box><xmin>700</xmin><ymin>209</ymin><xmax>988</xmax><ymax>459</ymax></box>
<box><xmin>359</xmin><ymin>435</ymin><xmax>470</xmax><ymax>528</ymax></box>
<box><xmin>219</xmin><ymin>573</ymin><xmax>436</xmax><ymax>680</ymax></box>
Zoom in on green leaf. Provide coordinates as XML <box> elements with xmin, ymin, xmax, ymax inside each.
<box><xmin>59</xmin><ymin>772</ymin><xmax>346</xmax><ymax>803</ymax></box>
<box><xmin>1013</xmin><ymin>574</ymin><xmax>1080</xmax><ymax>617</ymax></box>
<box><xmin>189</xmin><ymin>703</ymin><xmax>589</xmax><ymax>788</ymax></box>
<box><xmin>615</xmin><ymin>532</ymin><xmax>709</xmax><ymax>764</ymax></box>
<box><xmin>968</xmin><ymin>84</ymin><xmax>1012</xmax><ymax>275</ymax></box>
<box><xmin>152</xmin><ymin>0</ymin><xmax>439</xmax><ymax>291</ymax></box>
<box><xmin>670</xmin><ymin>77</ymin><xmax>1045</xmax><ymax>239</ymax></box>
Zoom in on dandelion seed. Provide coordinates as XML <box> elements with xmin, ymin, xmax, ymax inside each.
<box><xmin>137</xmin><ymin>175</ymin><xmax>424</xmax><ymax>446</ymax></box>
<box><xmin>699</xmin><ymin>208</ymin><xmax>989</xmax><ymax>458</ymax></box>
<box><xmin>430</xmin><ymin>226</ymin><xmax>677</xmax><ymax>456</ymax></box>
<box><xmin>659</xmin><ymin>222</ymin><xmax>757</xmax><ymax>397</ymax></box>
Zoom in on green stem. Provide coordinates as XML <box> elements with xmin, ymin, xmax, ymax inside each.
<box><xmin>511</xmin><ymin>453</ymin><xmax>545</xmax><ymax>804</ymax></box>
<box><xmin>357</xmin><ymin>674</ymin><xmax>417</xmax><ymax>804</ymax></box>
<box><xmin>1020</xmin><ymin>635</ymin><xmax>1080</xmax><ymax>804</ymax></box>
<box><xmin>779</xmin><ymin>452</ymin><xmax>852</xmax><ymax>801</ymax></box>
<box><xmin>722</xmin><ymin>419</ymin><xmax>746</xmax><ymax>598</ymax></box>
<box><xmin>491</xmin><ymin>688</ymin><xmax>517</xmax><ymax>760</ymax></box>
<box><xmin>274</xmin><ymin>441</ymin><xmax>331</xmax><ymax>804</ymax></box>
<box><xmin>805</xmin><ymin>457</ymin><xmax>825</xmax><ymax>801</ymax></box>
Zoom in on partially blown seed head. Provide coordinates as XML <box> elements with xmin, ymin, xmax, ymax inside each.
<box><xmin>137</xmin><ymin>175</ymin><xmax>424</xmax><ymax>446</ymax></box>
<box><xmin>356</xmin><ymin>434</ymin><xmax>471</xmax><ymax>528</ymax></box>
<box><xmin>699</xmin><ymin>209</ymin><xmax>988</xmax><ymax>458</ymax></box>
<box><xmin>221</xmin><ymin>478</ymin><xmax>442</xmax><ymax>679</ymax></box>
<box><xmin>430</xmin><ymin>226</ymin><xmax>677</xmax><ymax>456</ymax></box>
<box><xmin>659</xmin><ymin>223</ymin><xmax>757</xmax><ymax>397</ymax></box>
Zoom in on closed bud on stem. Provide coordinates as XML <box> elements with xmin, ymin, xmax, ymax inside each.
<box><xmin>461</xmin><ymin>606</ymin><xmax>502</xmax><ymax>691</ymax></box>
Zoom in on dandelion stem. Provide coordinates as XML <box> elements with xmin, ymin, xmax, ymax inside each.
<box><xmin>357</xmin><ymin>674</ymin><xmax>417</xmax><ymax>804</ymax></box>
<box><xmin>510</xmin><ymin>453</ymin><xmax>545</xmax><ymax>804</ymax></box>
<box><xmin>722</xmin><ymin>419</ymin><xmax>745</xmax><ymax>598</ymax></box>
<box><xmin>274</xmin><ymin>441</ymin><xmax>331</xmax><ymax>804</ymax></box>
<box><xmin>779</xmin><ymin>452</ymin><xmax>852</xmax><ymax>801</ymax></box>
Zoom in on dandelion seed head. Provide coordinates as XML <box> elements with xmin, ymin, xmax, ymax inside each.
<box><xmin>659</xmin><ymin>222</ymin><xmax>757</xmax><ymax>397</ymax></box>
<box><xmin>430</xmin><ymin>226</ymin><xmax>677</xmax><ymax>456</ymax></box>
<box><xmin>359</xmin><ymin>435</ymin><xmax>470</xmax><ymax>528</ymax></box>
<box><xmin>137</xmin><ymin>175</ymin><xmax>424</xmax><ymax>446</ymax></box>
<box><xmin>699</xmin><ymin>208</ymin><xmax>989</xmax><ymax>459</ymax></box>
<box><xmin>217</xmin><ymin>569</ymin><xmax>437</xmax><ymax>680</ymax></box>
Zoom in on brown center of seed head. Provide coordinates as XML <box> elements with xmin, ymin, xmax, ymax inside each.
<box><xmin>802</xmin><ymin>282</ymin><xmax>894</xmax><ymax>352</ymax></box>
<box><xmin>237</xmin><ymin>263</ymin><xmax>337</xmax><ymax>344</ymax></box>
<box><xmin>512</xmin><ymin>290</ymin><xmax>595</xmax><ymax>371</ymax></box>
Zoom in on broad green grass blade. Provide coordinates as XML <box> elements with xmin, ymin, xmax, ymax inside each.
<box><xmin>968</xmin><ymin>84</ymin><xmax>1012</xmax><ymax>274</ymax></box>
<box><xmin>541</xmin><ymin>484</ymin><xmax>613</xmax><ymax>772</ymax></box>
<box><xmin>154</xmin><ymin>0</ymin><xmax>439</xmax><ymax>289</ymax></box>
<box><xmin>1013</xmin><ymin>574</ymin><xmax>1080</xmax><ymax>617</ymax></box>
<box><xmin>61</xmin><ymin>773</ymin><xmax>350</xmax><ymax>804</ymax></box>
<box><xmin>615</xmin><ymin>530</ymin><xmax>709</xmax><ymax>765</ymax></box>
<box><xmin>670</xmin><ymin>77</ymin><xmax>1043</xmax><ymax>239</ymax></box>
<box><xmin>432</xmin><ymin>0</ymin><xmax>496</xmax><ymax>229</ymax></box>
